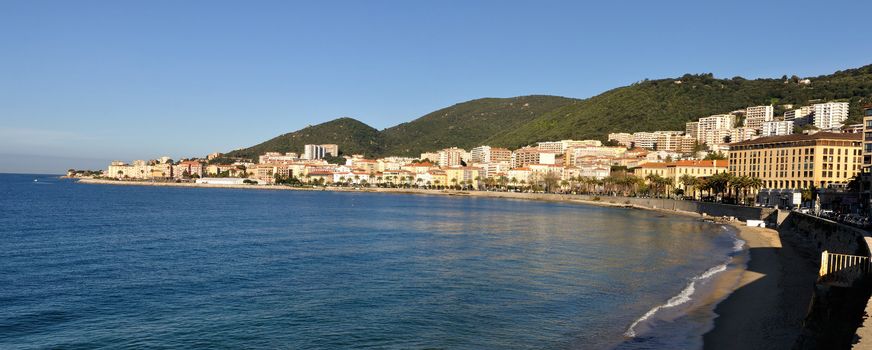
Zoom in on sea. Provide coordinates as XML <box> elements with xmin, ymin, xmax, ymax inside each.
<box><xmin>0</xmin><ymin>173</ymin><xmax>746</xmax><ymax>349</ymax></box>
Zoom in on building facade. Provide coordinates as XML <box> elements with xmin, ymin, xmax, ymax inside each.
<box><xmin>813</xmin><ymin>102</ymin><xmax>850</xmax><ymax>130</ymax></box>
<box><xmin>761</xmin><ymin>120</ymin><xmax>794</xmax><ymax>137</ymax></box>
<box><xmin>743</xmin><ymin>105</ymin><xmax>774</xmax><ymax>130</ymax></box>
<box><xmin>728</xmin><ymin>132</ymin><xmax>862</xmax><ymax>190</ymax></box>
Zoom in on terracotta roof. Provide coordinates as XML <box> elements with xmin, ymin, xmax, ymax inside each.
<box><xmin>638</xmin><ymin>162</ymin><xmax>668</xmax><ymax>168</ymax></box>
<box><xmin>672</xmin><ymin>160</ymin><xmax>727</xmax><ymax>167</ymax></box>
<box><xmin>730</xmin><ymin>132</ymin><xmax>860</xmax><ymax>146</ymax></box>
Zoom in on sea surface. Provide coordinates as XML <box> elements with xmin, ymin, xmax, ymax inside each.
<box><xmin>0</xmin><ymin>173</ymin><xmax>744</xmax><ymax>349</ymax></box>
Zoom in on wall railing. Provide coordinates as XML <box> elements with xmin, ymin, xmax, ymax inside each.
<box><xmin>819</xmin><ymin>250</ymin><xmax>872</xmax><ymax>287</ymax></box>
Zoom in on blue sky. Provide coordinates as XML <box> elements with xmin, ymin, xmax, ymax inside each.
<box><xmin>2</xmin><ymin>0</ymin><xmax>871</xmax><ymax>173</ymax></box>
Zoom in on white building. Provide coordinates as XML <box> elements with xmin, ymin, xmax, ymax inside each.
<box><xmin>437</xmin><ymin>147</ymin><xmax>467</xmax><ymax>167</ymax></box>
<box><xmin>813</xmin><ymin>101</ymin><xmax>850</xmax><ymax>130</ymax></box>
<box><xmin>196</xmin><ymin>177</ymin><xmax>260</xmax><ymax>185</ymax></box>
<box><xmin>784</xmin><ymin>106</ymin><xmax>814</xmax><ymax>127</ymax></box>
<box><xmin>696</xmin><ymin>114</ymin><xmax>736</xmax><ymax>147</ymax></box>
<box><xmin>761</xmin><ymin>120</ymin><xmax>794</xmax><ymax>137</ymax></box>
<box><xmin>743</xmin><ymin>105</ymin><xmax>774</xmax><ymax>130</ymax></box>
<box><xmin>469</xmin><ymin>146</ymin><xmax>512</xmax><ymax>164</ymax></box>
<box><xmin>537</xmin><ymin>139</ymin><xmax>602</xmax><ymax>153</ymax></box>
<box><xmin>607</xmin><ymin>133</ymin><xmax>633</xmax><ymax>147</ymax></box>
<box><xmin>729</xmin><ymin>127</ymin><xmax>757</xmax><ymax>143</ymax></box>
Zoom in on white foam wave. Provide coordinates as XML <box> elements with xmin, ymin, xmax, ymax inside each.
<box><xmin>624</xmin><ymin>227</ymin><xmax>745</xmax><ymax>338</ymax></box>
<box><xmin>733</xmin><ymin>238</ymin><xmax>746</xmax><ymax>252</ymax></box>
<box><xmin>624</xmin><ymin>279</ymin><xmax>698</xmax><ymax>338</ymax></box>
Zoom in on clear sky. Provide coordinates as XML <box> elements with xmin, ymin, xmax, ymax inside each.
<box><xmin>2</xmin><ymin>0</ymin><xmax>871</xmax><ymax>174</ymax></box>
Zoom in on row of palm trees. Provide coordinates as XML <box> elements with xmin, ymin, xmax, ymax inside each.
<box><xmin>302</xmin><ymin>171</ymin><xmax>765</xmax><ymax>205</ymax></box>
<box><xmin>557</xmin><ymin>172</ymin><xmax>764</xmax><ymax>205</ymax></box>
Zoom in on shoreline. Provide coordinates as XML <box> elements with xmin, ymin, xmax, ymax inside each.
<box><xmin>73</xmin><ymin>177</ymin><xmax>811</xmax><ymax>348</ymax></box>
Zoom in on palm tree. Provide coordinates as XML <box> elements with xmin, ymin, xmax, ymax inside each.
<box><xmin>679</xmin><ymin>174</ymin><xmax>698</xmax><ymax>200</ymax></box>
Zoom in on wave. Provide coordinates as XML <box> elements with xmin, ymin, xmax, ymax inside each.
<box><xmin>624</xmin><ymin>225</ymin><xmax>742</xmax><ymax>338</ymax></box>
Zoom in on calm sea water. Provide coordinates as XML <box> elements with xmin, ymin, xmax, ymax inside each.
<box><xmin>0</xmin><ymin>174</ymin><xmax>741</xmax><ymax>349</ymax></box>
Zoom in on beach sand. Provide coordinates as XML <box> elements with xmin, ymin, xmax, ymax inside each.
<box><xmin>703</xmin><ymin>224</ymin><xmax>818</xmax><ymax>350</ymax></box>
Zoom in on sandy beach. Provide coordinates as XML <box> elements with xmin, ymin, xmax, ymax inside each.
<box><xmin>703</xmin><ymin>224</ymin><xmax>819</xmax><ymax>349</ymax></box>
<box><xmin>75</xmin><ymin>177</ymin><xmax>819</xmax><ymax>349</ymax></box>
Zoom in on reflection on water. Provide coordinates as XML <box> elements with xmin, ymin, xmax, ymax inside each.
<box><xmin>0</xmin><ymin>175</ymin><xmax>735</xmax><ymax>349</ymax></box>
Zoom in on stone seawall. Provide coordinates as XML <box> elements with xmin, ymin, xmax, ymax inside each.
<box><xmin>779</xmin><ymin>212</ymin><xmax>870</xmax><ymax>257</ymax></box>
<box><xmin>574</xmin><ymin>195</ymin><xmax>776</xmax><ymax>222</ymax></box>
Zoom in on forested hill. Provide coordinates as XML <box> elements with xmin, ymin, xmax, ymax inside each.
<box><xmin>484</xmin><ymin>65</ymin><xmax>872</xmax><ymax>149</ymax></box>
<box><xmin>226</xmin><ymin>64</ymin><xmax>872</xmax><ymax>159</ymax></box>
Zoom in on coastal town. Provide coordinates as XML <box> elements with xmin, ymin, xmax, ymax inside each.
<box><xmin>76</xmin><ymin>101</ymin><xmax>872</xmax><ymax>220</ymax></box>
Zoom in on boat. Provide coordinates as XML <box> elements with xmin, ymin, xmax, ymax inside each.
<box><xmin>33</xmin><ymin>179</ymin><xmax>38</xmax><ymax>182</ymax></box>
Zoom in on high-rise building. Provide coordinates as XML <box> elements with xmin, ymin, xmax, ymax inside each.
<box><xmin>511</xmin><ymin>147</ymin><xmax>556</xmax><ymax>168</ymax></box>
<box><xmin>685</xmin><ymin>122</ymin><xmax>700</xmax><ymax>141</ymax></box>
<box><xmin>537</xmin><ymin>140</ymin><xmax>602</xmax><ymax>153</ymax></box>
<box><xmin>761</xmin><ymin>120</ymin><xmax>794</xmax><ymax>137</ymax></box>
<box><xmin>784</xmin><ymin>106</ymin><xmax>815</xmax><ymax>127</ymax></box>
<box><xmin>437</xmin><ymin>147</ymin><xmax>467</xmax><ymax>167</ymax></box>
<box><xmin>813</xmin><ymin>102</ymin><xmax>850</xmax><ymax>130</ymax></box>
<box><xmin>743</xmin><ymin>105</ymin><xmax>774</xmax><ymax>130</ymax></box>
<box><xmin>729</xmin><ymin>127</ymin><xmax>757</xmax><ymax>143</ymax></box>
<box><xmin>696</xmin><ymin>114</ymin><xmax>736</xmax><ymax>147</ymax></box>
<box><xmin>862</xmin><ymin>106</ymin><xmax>872</xmax><ymax>173</ymax></box>
<box><xmin>470</xmin><ymin>146</ymin><xmax>512</xmax><ymax>164</ymax></box>
<box><xmin>607</xmin><ymin>133</ymin><xmax>634</xmax><ymax>147</ymax></box>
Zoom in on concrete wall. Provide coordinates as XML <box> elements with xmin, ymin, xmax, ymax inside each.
<box><xmin>779</xmin><ymin>212</ymin><xmax>870</xmax><ymax>257</ymax></box>
<box><xmin>577</xmin><ymin>195</ymin><xmax>776</xmax><ymax>222</ymax></box>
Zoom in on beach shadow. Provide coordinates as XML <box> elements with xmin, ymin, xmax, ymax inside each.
<box><xmin>702</xmin><ymin>231</ymin><xmax>819</xmax><ymax>350</ymax></box>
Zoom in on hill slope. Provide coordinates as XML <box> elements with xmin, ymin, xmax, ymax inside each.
<box><xmin>225</xmin><ymin>117</ymin><xmax>383</xmax><ymax>160</ymax></box>
<box><xmin>226</xmin><ymin>64</ymin><xmax>872</xmax><ymax>160</ymax></box>
<box><xmin>380</xmin><ymin>95</ymin><xmax>578</xmax><ymax>156</ymax></box>
<box><xmin>484</xmin><ymin>65</ymin><xmax>872</xmax><ymax>149</ymax></box>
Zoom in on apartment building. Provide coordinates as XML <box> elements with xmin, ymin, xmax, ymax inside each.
<box><xmin>743</xmin><ymin>105</ymin><xmax>774</xmax><ymax>130</ymax></box>
<box><xmin>607</xmin><ymin>133</ymin><xmax>634</xmax><ymax>147</ymax></box>
<box><xmin>259</xmin><ymin>152</ymin><xmax>299</xmax><ymax>163</ymax></box>
<box><xmin>813</xmin><ymin>102</ymin><xmax>850</xmax><ymax>130</ymax></box>
<box><xmin>761</xmin><ymin>120</ymin><xmax>794</xmax><ymax>137</ymax></box>
<box><xmin>437</xmin><ymin>147</ymin><xmax>467</xmax><ymax>167</ymax></box>
<box><xmin>729</xmin><ymin>127</ymin><xmax>757</xmax><ymax>143</ymax></box>
<box><xmin>696</xmin><ymin>114</ymin><xmax>736</xmax><ymax>147</ymax></box>
<box><xmin>728</xmin><ymin>132</ymin><xmax>862</xmax><ymax>190</ymax></box>
<box><xmin>862</xmin><ymin>106</ymin><xmax>872</xmax><ymax>172</ymax></box>
<box><xmin>784</xmin><ymin>106</ymin><xmax>815</xmax><ymax>127</ymax></box>
<box><xmin>685</xmin><ymin>122</ymin><xmax>700</xmax><ymax>141</ymax></box>
<box><xmin>537</xmin><ymin>140</ymin><xmax>602</xmax><ymax>153</ymax></box>
<box><xmin>469</xmin><ymin>145</ymin><xmax>512</xmax><ymax>164</ymax></box>
<box><xmin>511</xmin><ymin>147</ymin><xmax>557</xmax><ymax>168</ymax></box>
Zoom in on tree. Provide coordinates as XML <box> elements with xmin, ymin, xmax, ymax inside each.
<box><xmin>679</xmin><ymin>174</ymin><xmax>698</xmax><ymax>199</ymax></box>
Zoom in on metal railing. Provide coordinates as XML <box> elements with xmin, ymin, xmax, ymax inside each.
<box><xmin>819</xmin><ymin>250</ymin><xmax>872</xmax><ymax>287</ymax></box>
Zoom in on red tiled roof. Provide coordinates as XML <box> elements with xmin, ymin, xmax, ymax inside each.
<box><xmin>730</xmin><ymin>132</ymin><xmax>860</xmax><ymax>146</ymax></box>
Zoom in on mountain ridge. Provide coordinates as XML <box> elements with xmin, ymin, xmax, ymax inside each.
<box><xmin>225</xmin><ymin>64</ymin><xmax>872</xmax><ymax>160</ymax></box>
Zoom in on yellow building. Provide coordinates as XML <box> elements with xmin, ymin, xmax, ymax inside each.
<box><xmin>634</xmin><ymin>160</ymin><xmax>728</xmax><ymax>190</ymax></box>
<box><xmin>444</xmin><ymin>166</ymin><xmax>481</xmax><ymax>188</ymax></box>
<box><xmin>728</xmin><ymin>132</ymin><xmax>862</xmax><ymax>189</ymax></box>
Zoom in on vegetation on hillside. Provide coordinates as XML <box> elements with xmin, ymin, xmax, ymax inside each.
<box><xmin>226</xmin><ymin>64</ymin><xmax>872</xmax><ymax>159</ymax></box>
<box><xmin>380</xmin><ymin>95</ymin><xmax>578</xmax><ymax>156</ymax></box>
<box><xmin>225</xmin><ymin>117</ymin><xmax>383</xmax><ymax>160</ymax></box>
<box><xmin>484</xmin><ymin>65</ymin><xmax>872</xmax><ymax>149</ymax></box>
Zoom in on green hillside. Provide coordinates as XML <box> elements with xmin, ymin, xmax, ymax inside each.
<box><xmin>484</xmin><ymin>65</ymin><xmax>872</xmax><ymax>149</ymax></box>
<box><xmin>225</xmin><ymin>117</ymin><xmax>383</xmax><ymax>160</ymax></box>
<box><xmin>380</xmin><ymin>95</ymin><xmax>577</xmax><ymax>156</ymax></box>
<box><xmin>226</xmin><ymin>64</ymin><xmax>872</xmax><ymax>160</ymax></box>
